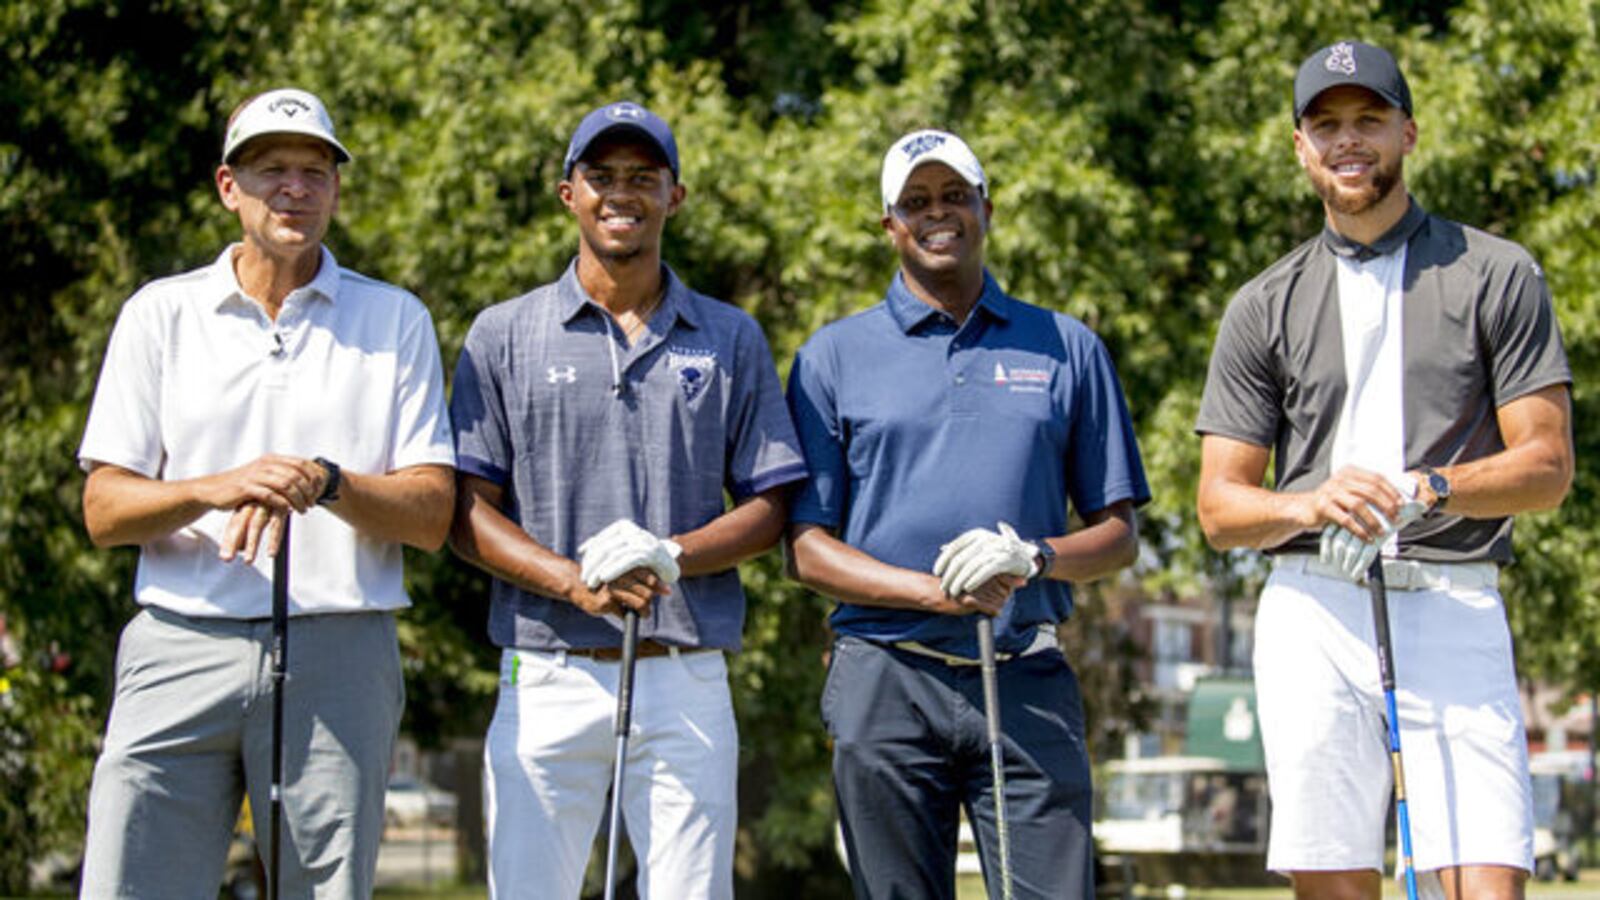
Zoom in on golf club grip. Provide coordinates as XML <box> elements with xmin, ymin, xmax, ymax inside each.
<box><xmin>616</xmin><ymin>611</ymin><xmax>640</xmax><ymax>736</ymax></box>
<box><xmin>976</xmin><ymin>618</ymin><xmax>1001</xmax><ymax>739</ymax></box>
<box><xmin>1366</xmin><ymin>559</ymin><xmax>1395</xmax><ymax>691</ymax></box>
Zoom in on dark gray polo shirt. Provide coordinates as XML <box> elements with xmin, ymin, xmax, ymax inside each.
<box><xmin>1196</xmin><ymin>200</ymin><xmax>1570</xmax><ymax>563</ymax></box>
<box><xmin>451</xmin><ymin>261</ymin><xmax>808</xmax><ymax>651</ymax></box>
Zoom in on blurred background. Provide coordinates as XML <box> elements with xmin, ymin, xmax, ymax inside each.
<box><xmin>4</xmin><ymin>0</ymin><xmax>1599</xmax><ymax>895</ymax></box>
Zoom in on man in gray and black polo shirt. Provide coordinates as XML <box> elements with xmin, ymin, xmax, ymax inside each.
<box><xmin>1196</xmin><ymin>41</ymin><xmax>1573</xmax><ymax>900</ymax></box>
<box><xmin>448</xmin><ymin>102</ymin><xmax>806</xmax><ymax>899</ymax></box>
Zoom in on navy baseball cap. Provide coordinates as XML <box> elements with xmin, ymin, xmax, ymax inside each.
<box><xmin>562</xmin><ymin>101</ymin><xmax>679</xmax><ymax>179</ymax></box>
<box><xmin>1293</xmin><ymin>41</ymin><xmax>1413</xmax><ymax>122</ymax></box>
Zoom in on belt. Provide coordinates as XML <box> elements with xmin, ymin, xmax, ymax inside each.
<box><xmin>892</xmin><ymin>624</ymin><xmax>1058</xmax><ymax>667</ymax></box>
<box><xmin>1275</xmin><ymin>554</ymin><xmax>1498</xmax><ymax>592</ymax></box>
<box><xmin>565</xmin><ymin>640</ymin><xmax>699</xmax><ymax>662</ymax></box>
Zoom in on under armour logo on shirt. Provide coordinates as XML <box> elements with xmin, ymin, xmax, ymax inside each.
<box><xmin>1325</xmin><ymin>43</ymin><xmax>1357</xmax><ymax>75</ymax></box>
<box><xmin>546</xmin><ymin>365</ymin><xmax>577</xmax><ymax>384</ymax></box>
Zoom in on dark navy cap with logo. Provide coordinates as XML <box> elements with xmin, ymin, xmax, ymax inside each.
<box><xmin>1293</xmin><ymin>40</ymin><xmax>1413</xmax><ymax>122</ymax></box>
<box><xmin>563</xmin><ymin>101</ymin><xmax>680</xmax><ymax>179</ymax></box>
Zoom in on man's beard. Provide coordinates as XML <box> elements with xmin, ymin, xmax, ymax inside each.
<box><xmin>1309</xmin><ymin>154</ymin><xmax>1403</xmax><ymax>216</ymax></box>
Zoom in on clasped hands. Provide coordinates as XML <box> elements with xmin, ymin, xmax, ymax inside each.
<box><xmin>931</xmin><ymin>522</ymin><xmax>1041</xmax><ymax>614</ymax></box>
<box><xmin>1317</xmin><ymin>470</ymin><xmax>1428</xmax><ymax>582</ymax></box>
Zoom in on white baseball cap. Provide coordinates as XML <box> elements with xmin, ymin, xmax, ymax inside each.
<box><xmin>880</xmin><ymin>129</ymin><xmax>986</xmax><ymax>212</ymax></box>
<box><xmin>222</xmin><ymin>88</ymin><xmax>352</xmax><ymax>164</ymax></box>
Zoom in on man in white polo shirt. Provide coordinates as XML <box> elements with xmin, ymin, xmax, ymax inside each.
<box><xmin>1196</xmin><ymin>41</ymin><xmax>1573</xmax><ymax>900</ymax></box>
<box><xmin>77</xmin><ymin>88</ymin><xmax>455</xmax><ymax>898</ymax></box>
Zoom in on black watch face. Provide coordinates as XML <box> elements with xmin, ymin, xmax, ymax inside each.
<box><xmin>1429</xmin><ymin>472</ymin><xmax>1449</xmax><ymax>498</ymax></box>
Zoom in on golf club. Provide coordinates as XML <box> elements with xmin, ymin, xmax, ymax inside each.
<box><xmin>975</xmin><ymin>616</ymin><xmax>1014</xmax><ymax>900</ymax></box>
<box><xmin>1367</xmin><ymin>558</ymin><xmax>1419</xmax><ymax>900</ymax></box>
<box><xmin>269</xmin><ymin>514</ymin><xmax>291</xmax><ymax>900</ymax></box>
<box><xmin>603</xmin><ymin>609</ymin><xmax>641</xmax><ymax>900</ymax></box>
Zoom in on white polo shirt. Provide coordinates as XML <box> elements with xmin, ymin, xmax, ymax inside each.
<box><xmin>79</xmin><ymin>245</ymin><xmax>455</xmax><ymax>618</ymax></box>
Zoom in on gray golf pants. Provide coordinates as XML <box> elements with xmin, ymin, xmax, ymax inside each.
<box><xmin>80</xmin><ymin>606</ymin><xmax>403</xmax><ymax>899</ymax></box>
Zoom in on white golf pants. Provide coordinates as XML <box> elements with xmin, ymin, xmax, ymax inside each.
<box><xmin>484</xmin><ymin>646</ymin><xmax>737</xmax><ymax>899</ymax></box>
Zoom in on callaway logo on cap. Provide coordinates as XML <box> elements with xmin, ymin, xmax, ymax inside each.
<box><xmin>222</xmin><ymin>87</ymin><xmax>352</xmax><ymax>164</ymax></box>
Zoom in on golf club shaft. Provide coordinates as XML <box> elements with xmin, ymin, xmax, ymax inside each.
<box><xmin>603</xmin><ymin>610</ymin><xmax>641</xmax><ymax>900</ymax></box>
<box><xmin>1368</xmin><ymin>559</ymin><xmax>1419</xmax><ymax>900</ymax></box>
<box><xmin>269</xmin><ymin>516</ymin><xmax>291</xmax><ymax>900</ymax></box>
<box><xmin>976</xmin><ymin>616</ymin><xmax>1014</xmax><ymax>900</ymax></box>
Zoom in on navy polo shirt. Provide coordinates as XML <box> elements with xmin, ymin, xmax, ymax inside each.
<box><xmin>451</xmin><ymin>261</ymin><xmax>808</xmax><ymax>652</ymax></box>
<box><xmin>788</xmin><ymin>271</ymin><xmax>1150</xmax><ymax>656</ymax></box>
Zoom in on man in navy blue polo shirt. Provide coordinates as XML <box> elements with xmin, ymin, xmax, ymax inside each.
<box><xmin>786</xmin><ymin>129</ymin><xmax>1150</xmax><ymax>899</ymax></box>
<box><xmin>448</xmin><ymin>102</ymin><xmax>807</xmax><ymax>899</ymax></box>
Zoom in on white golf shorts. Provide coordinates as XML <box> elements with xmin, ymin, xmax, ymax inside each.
<box><xmin>1254</xmin><ymin>557</ymin><xmax>1533</xmax><ymax>878</ymax></box>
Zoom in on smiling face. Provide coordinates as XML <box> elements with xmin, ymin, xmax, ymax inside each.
<box><xmin>881</xmin><ymin>161</ymin><xmax>991</xmax><ymax>287</ymax></box>
<box><xmin>216</xmin><ymin>134</ymin><xmax>340</xmax><ymax>261</ymax></box>
<box><xmin>1294</xmin><ymin>85</ymin><xmax>1416</xmax><ymax>219</ymax></box>
<box><xmin>559</xmin><ymin>137</ymin><xmax>684</xmax><ymax>264</ymax></box>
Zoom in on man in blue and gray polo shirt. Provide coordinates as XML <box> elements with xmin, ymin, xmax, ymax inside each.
<box><xmin>786</xmin><ymin>129</ymin><xmax>1150</xmax><ymax>899</ymax></box>
<box><xmin>448</xmin><ymin>101</ymin><xmax>806</xmax><ymax>899</ymax></box>
<box><xmin>1197</xmin><ymin>41</ymin><xmax>1573</xmax><ymax>899</ymax></box>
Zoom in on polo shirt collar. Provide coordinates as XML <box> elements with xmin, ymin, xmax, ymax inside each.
<box><xmin>884</xmin><ymin>269</ymin><xmax>1011</xmax><ymax>334</ymax></box>
<box><xmin>1320</xmin><ymin>197</ymin><xmax>1427</xmax><ymax>262</ymax></box>
<box><xmin>556</xmin><ymin>258</ymin><xmax>701</xmax><ymax>331</ymax></box>
<box><xmin>209</xmin><ymin>244</ymin><xmax>340</xmax><ymax>310</ymax></box>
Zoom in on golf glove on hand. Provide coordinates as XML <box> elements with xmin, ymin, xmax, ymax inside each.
<box><xmin>1319</xmin><ymin>498</ymin><xmax>1426</xmax><ymax>582</ymax></box>
<box><xmin>932</xmin><ymin>521</ymin><xmax>1039</xmax><ymax>598</ymax></box>
<box><xmin>578</xmin><ymin>519</ymin><xmax>683</xmax><ymax>589</ymax></box>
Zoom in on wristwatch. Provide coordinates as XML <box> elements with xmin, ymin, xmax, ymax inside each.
<box><xmin>1030</xmin><ymin>539</ymin><xmax>1056</xmax><ymax>582</ymax></box>
<box><xmin>314</xmin><ymin>457</ymin><xmax>342</xmax><ymax>505</ymax></box>
<box><xmin>1418</xmin><ymin>465</ymin><xmax>1450</xmax><ymax>512</ymax></box>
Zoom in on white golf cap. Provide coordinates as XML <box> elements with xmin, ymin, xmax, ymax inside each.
<box><xmin>222</xmin><ymin>88</ymin><xmax>351</xmax><ymax>164</ymax></box>
<box><xmin>880</xmin><ymin>129</ymin><xmax>986</xmax><ymax>211</ymax></box>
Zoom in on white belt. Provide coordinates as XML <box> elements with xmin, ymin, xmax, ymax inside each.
<box><xmin>1275</xmin><ymin>554</ymin><xmax>1498</xmax><ymax>592</ymax></box>
<box><xmin>893</xmin><ymin>624</ymin><xmax>1058</xmax><ymax>667</ymax></box>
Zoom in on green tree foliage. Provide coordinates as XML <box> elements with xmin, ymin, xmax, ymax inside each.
<box><xmin>3</xmin><ymin>0</ymin><xmax>1598</xmax><ymax>890</ymax></box>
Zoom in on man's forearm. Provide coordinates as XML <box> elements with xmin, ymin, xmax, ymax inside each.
<box><xmin>673</xmin><ymin>487</ymin><xmax>791</xmax><ymax>578</ymax></box>
<box><xmin>448</xmin><ymin>484</ymin><xmax>584</xmax><ymax>601</ymax></box>
<box><xmin>330</xmin><ymin>464</ymin><xmax>455</xmax><ymax>550</ymax></box>
<box><xmin>786</xmin><ymin>523</ymin><xmax>944</xmax><ymax>612</ymax></box>
<box><xmin>1197</xmin><ymin>480</ymin><xmax>1315</xmax><ymax>551</ymax></box>
<box><xmin>1045</xmin><ymin>502</ymin><xmax>1140</xmax><ymax>582</ymax></box>
<box><xmin>83</xmin><ymin>465</ymin><xmax>214</xmax><ymax>548</ymax></box>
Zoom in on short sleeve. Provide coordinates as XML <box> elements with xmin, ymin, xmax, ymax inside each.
<box><xmin>390</xmin><ymin>302</ymin><xmax>456</xmax><ymax>470</ymax></box>
<box><xmin>1484</xmin><ymin>255</ymin><xmax>1571</xmax><ymax>405</ymax></box>
<box><xmin>785</xmin><ymin>337</ymin><xmax>846</xmax><ymax>528</ymax></box>
<box><xmin>1195</xmin><ymin>289</ymin><xmax>1282</xmax><ymax>447</ymax></box>
<box><xmin>1065</xmin><ymin>334</ymin><xmax>1151</xmax><ymax>514</ymax></box>
<box><xmin>723</xmin><ymin>320</ymin><xmax>807</xmax><ymax>500</ymax></box>
<box><xmin>450</xmin><ymin>314</ymin><xmax>513</xmax><ymax>485</ymax></box>
<box><xmin>79</xmin><ymin>293</ymin><xmax>165</xmax><ymax>476</ymax></box>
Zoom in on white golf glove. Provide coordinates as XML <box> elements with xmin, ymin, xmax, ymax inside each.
<box><xmin>932</xmin><ymin>521</ymin><xmax>1039</xmax><ymax>598</ymax></box>
<box><xmin>577</xmin><ymin>519</ymin><xmax>683</xmax><ymax>589</ymax></box>
<box><xmin>1319</xmin><ymin>498</ymin><xmax>1426</xmax><ymax>583</ymax></box>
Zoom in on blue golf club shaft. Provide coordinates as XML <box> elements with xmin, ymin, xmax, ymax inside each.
<box><xmin>1368</xmin><ymin>559</ymin><xmax>1419</xmax><ymax>900</ymax></box>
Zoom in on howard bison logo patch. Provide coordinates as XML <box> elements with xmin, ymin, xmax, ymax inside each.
<box><xmin>667</xmin><ymin>348</ymin><xmax>718</xmax><ymax>402</ymax></box>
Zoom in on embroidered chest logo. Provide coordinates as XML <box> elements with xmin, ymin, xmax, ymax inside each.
<box><xmin>546</xmin><ymin>365</ymin><xmax>577</xmax><ymax>384</ymax></box>
<box><xmin>993</xmin><ymin>362</ymin><xmax>1050</xmax><ymax>393</ymax></box>
<box><xmin>1325</xmin><ymin>42</ymin><xmax>1357</xmax><ymax>76</ymax></box>
<box><xmin>667</xmin><ymin>348</ymin><xmax>718</xmax><ymax>402</ymax></box>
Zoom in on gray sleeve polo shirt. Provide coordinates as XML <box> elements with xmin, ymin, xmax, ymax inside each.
<box><xmin>1197</xmin><ymin>202</ymin><xmax>1570</xmax><ymax>563</ymax></box>
<box><xmin>450</xmin><ymin>262</ymin><xmax>807</xmax><ymax>651</ymax></box>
